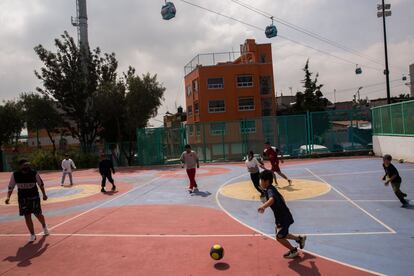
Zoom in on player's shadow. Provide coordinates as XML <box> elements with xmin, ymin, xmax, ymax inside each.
<box><xmin>103</xmin><ymin>190</ymin><xmax>119</xmax><ymax>196</ymax></box>
<box><xmin>278</xmin><ymin>185</ymin><xmax>300</xmax><ymax>192</ymax></box>
<box><xmin>403</xmin><ymin>203</ymin><xmax>414</xmax><ymax>209</ymax></box>
<box><xmin>288</xmin><ymin>253</ymin><xmax>321</xmax><ymax>276</ymax></box>
<box><xmin>214</xmin><ymin>262</ymin><xmax>230</xmax><ymax>271</ymax></box>
<box><xmin>191</xmin><ymin>190</ymin><xmax>212</xmax><ymax>197</ymax></box>
<box><xmin>3</xmin><ymin>236</ymin><xmax>49</xmax><ymax>267</ymax></box>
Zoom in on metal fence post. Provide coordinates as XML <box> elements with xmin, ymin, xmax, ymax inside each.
<box><xmin>379</xmin><ymin>107</ymin><xmax>384</xmax><ymax>134</ymax></box>
<box><xmin>202</xmin><ymin>123</ymin><xmax>207</xmax><ymax>163</ymax></box>
<box><xmin>401</xmin><ymin>102</ymin><xmax>406</xmax><ymax>135</ymax></box>
<box><xmin>350</xmin><ymin>110</ymin><xmax>354</xmax><ymax>149</ymax></box>
<box><xmin>306</xmin><ymin>111</ymin><xmax>311</xmax><ymax>154</ymax></box>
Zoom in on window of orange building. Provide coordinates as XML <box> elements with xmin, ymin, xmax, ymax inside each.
<box><xmin>208</xmin><ymin>100</ymin><xmax>225</xmax><ymax>113</ymax></box>
<box><xmin>238</xmin><ymin>97</ymin><xmax>255</xmax><ymax>111</ymax></box>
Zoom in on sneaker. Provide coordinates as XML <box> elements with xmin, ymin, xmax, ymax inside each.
<box><xmin>297</xmin><ymin>235</ymin><xmax>307</xmax><ymax>249</ymax></box>
<box><xmin>101</xmin><ymin>188</ymin><xmax>106</xmax><ymax>193</ymax></box>
<box><xmin>43</xmin><ymin>226</ymin><xmax>49</xmax><ymax>236</ymax></box>
<box><xmin>111</xmin><ymin>185</ymin><xmax>116</xmax><ymax>192</ymax></box>
<box><xmin>288</xmin><ymin>179</ymin><xmax>292</xmax><ymax>186</ymax></box>
<box><xmin>188</xmin><ymin>189</ymin><xmax>193</xmax><ymax>194</ymax></box>
<box><xmin>401</xmin><ymin>201</ymin><xmax>409</xmax><ymax>208</ymax></box>
<box><xmin>28</xmin><ymin>234</ymin><xmax>36</xmax><ymax>243</ymax></box>
<box><xmin>193</xmin><ymin>187</ymin><xmax>199</xmax><ymax>193</ymax></box>
<box><xmin>283</xmin><ymin>248</ymin><xmax>298</xmax><ymax>259</ymax></box>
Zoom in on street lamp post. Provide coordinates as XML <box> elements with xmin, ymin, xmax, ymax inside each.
<box><xmin>377</xmin><ymin>1</ymin><xmax>392</xmax><ymax>104</ymax></box>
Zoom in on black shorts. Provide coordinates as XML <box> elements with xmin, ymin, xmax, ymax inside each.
<box><xmin>18</xmin><ymin>197</ymin><xmax>42</xmax><ymax>216</ymax></box>
<box><xmin>276</xmin><ymin>222</ymin><xmax>292</xmax><ymax>239</ymax></box>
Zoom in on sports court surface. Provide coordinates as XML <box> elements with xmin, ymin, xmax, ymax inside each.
<box><xmin>0</xmin><ymin>157</ymin><xmax>413</xmax><ymax>275</ymax></box>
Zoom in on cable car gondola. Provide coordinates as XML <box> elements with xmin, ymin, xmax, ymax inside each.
<box><xmin>265</xmin><ymin>17</ymin><xmax>278</xmax><ymax>38</ymax></box>
<box><xmin>161</xmin><ymin>1</ymin><xmax>176</xmax><ymax>20</ymax></box>
<box><xmin>355</xmin><ymin>65</ymin><xmax>362</xmax><ymax>75</ymax></box>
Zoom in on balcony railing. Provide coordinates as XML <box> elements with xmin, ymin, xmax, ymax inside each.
<box><xmin>184</xmin><ymin>52</ymin><xmax>241</xmax><ymax>75</ymax></box>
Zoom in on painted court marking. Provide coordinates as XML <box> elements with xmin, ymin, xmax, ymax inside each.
<box><xmin>306</xmin><ymin>168</ymin><xmax>396</xmax><ymax>234</ymax></box>
<box><xmin>45</xmin><ymin>176</ymin><xmax>164</xmax><ymax>233</ymax></box>
<box><xmin>215</xmin><ymin>174</ymin><xmax>385</xmax><ymax>276</ymax></box>
<box><xmin>312</xmin><ymin>168</ymin><xmax>414</xmax><ymax>178</ymax></box>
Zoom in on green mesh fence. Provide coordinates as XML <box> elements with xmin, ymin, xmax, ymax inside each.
<box><xmin>136</xmin><ymin>109</ymin><xmax>372</xmax><ymax>166</ymax></box>
<box><xmin>372</xmin><ymin>100</ymin><xmax>414</xmax><ymax>136</ymax></box>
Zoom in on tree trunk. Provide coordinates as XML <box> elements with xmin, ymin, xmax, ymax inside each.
<box><xmin>36</xmin><ymin>128</ymin><xmax>41</xmax><ymax>148</ymax></box>
<box><xmin>46</xmin><ymin>129</ymin><xmax>58</xmax><ymax>170</ymax></box>
<box><xmin>0</xmin><ymin>147</ymin><xmax>4</xmax><ymax>172</ymax></box>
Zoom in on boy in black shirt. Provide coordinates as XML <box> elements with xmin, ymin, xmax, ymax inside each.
<box><xmin>5</xmin><ymin>159</ymin><xmax>49</xmax><ymax>243</ymax></box>
<box><xmin>258</xmin><ymin>170</ymin><xmax>306</xmax><ymax>258</ymax></box>
<box><xmin>99</xmin><ymin>154</ymin><xmax>116</xmax><ymax>193</ymax></box>
<box><xmin>382</xmin><ymin>154</ymin><xmax>409</xmax><ymax>207</ymax></box>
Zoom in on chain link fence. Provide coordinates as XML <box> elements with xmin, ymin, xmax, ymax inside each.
<box><xmin>137</xmin><ymin>109</ymin><xmax>373</xmax><ymax>166</ymax></box>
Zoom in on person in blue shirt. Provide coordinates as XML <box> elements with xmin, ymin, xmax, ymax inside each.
<box><xmin>99</xmin><ymin>154</ymin><xmax>116</xmax><ymax>193</ymax></box>
<box><xmin>382</xmin><ymin>154</ymin><xmax>409</xmax><ymax>207</ymax></box>
<box><xmin>257</xmin><ymin>170</ymin><xmax>306</xmax><ymax>258</ymax></box>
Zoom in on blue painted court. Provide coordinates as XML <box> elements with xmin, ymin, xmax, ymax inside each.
<box><xmin>0</xmin><ymin>157</ymin><xmax>413</xmax><ymax>275</ymax></box>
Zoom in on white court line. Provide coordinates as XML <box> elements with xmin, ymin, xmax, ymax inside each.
<box><xmin>295</xmin><ymin>199</ymin><xmax>399</xmax><ymax>202</ymax></box>
<box><xmin>45</xmin><ymin>176</ymin><xmax>164</xmax><ymax>233</ymax></box>
<box><xmin>306</xmin><ymin>168</ymin><xmax>396</xmax><ymax>234</ymax></box>
<box><xmin>215</xmin><ymin>174</ymin><xmax>386</xmax><ymax>276</ymax></box>
<box><xmin>0</xmin><ymin>231</ymin><xmax>393</xmax><ymax>238</ymax></box>
<box><xmin>313</xmin><ymin>168</ymin><xmax>414</xmax><ymax>178</ymax></box>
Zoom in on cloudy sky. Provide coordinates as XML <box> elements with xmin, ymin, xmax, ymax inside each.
<box><xmin>0</xmin><ymin>0</ymin><xmax>413</xmax><ymax>126</ymax></box>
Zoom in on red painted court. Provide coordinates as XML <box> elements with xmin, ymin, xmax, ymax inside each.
<box><xmin>2</xmin><ymin>158</ymin><xmax>412</xmax><ymax>275</ymax></box>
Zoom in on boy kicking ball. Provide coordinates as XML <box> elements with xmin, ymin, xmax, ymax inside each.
<box><xmin>5</xmin><ymin>159</ymin><xmax>49</xmax><ymax>243</ymax></box>
<box><xmin>257</xmin><ymin>170</ymin><xmax>306</xmax><ymax>258</ymax></box>
<box><xmin>382</xmin><ymin>154</ymin><xmax>409</xmax><ymax>207</ymax></box>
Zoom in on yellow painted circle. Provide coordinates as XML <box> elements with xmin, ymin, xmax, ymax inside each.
<box><xmin>213</xmin><ymin>244</ymin><xmax>222</xmax><ymax>250</ymax></box>
<box><xmin>0</xmin><ymin>184</ymin><xmax>101</xmax><ymax>206</ymax></box>
<box><xmin>220</xmin><ymin>179</ymin><xmax>330</xmax><ymax>201</ymax></box>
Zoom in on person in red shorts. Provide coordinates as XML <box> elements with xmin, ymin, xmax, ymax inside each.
<box><xmin>263</xmin><ymin>142</ymin><xmax>292</xmax><ymax>186</ymax></box>
<box><xmin>180</xmin><ymin>144</ymin><xmax>200</xmax><ymax>194</ymax></box>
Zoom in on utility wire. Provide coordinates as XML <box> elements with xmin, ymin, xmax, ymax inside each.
<box><xmin>230</xmin><ymin>0</ymin><xmax>386</xmax><ymax>66</ymax></box>
<box><xmin>178</xmin><ymin>0</ymin><xmax>383</xmax><ymax>72</ymax></box>
<box><xmin>326</xmin><ymin>78</ymin><xmax>401</xmax><ymax>95</ymax></box>
<box><xmin>230</xmin><ymin>0</ymin><xmax>407</xmax><ymax>74</ymax></box>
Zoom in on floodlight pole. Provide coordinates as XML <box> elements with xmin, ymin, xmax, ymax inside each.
<box><xmin>381</xmin><ymin>0</ymin><xmax>391</xmax><ymax>104</ymax></box>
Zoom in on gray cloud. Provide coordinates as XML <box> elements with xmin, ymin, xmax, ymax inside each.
<box><xmin>1</xmin><ymin>0</ymin><xmax>413</xmax><ymax>126</ymax></box>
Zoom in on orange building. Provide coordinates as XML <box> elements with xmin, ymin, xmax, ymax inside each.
<box><xmin>183</xmin><ymin>39</ymin><xmax>277</xmax><ymax>160</ymax></box>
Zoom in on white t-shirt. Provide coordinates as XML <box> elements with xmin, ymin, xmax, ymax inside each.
<box><xmin>180</xmin><ymin>151</ymin><xmax>199</xmax><ymax>170</ymax></box>
<box><xmin>245</xmin><ymin>157</ymin><xmax>260</xmax><ymax>173</ymax></box>
<box><xmin>62</xmin><ymin>159</ymin><xmax>76</xmax><ymax>173</ymax></box>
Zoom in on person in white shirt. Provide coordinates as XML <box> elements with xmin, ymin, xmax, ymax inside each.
<box><xmin>180</xmin><ymin>144</ymin><xmax>200</xmax><ymax>194</ymax></box>
<box><xmin>245</xmin><ymin>151</ymin><xmax>266</xmax><ymax>200</ymax></box>
<box><xmin>61</xmin><ymin>154</ymin><xmax>76</xmax><ymax>186</ymax></box>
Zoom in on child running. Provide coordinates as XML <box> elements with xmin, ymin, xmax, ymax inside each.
<box><xmin>263</xmin><ymin>142</ymin><xmax>292</xmax><ymax>186</ymax></box>
<box><xmin>61</xmin><ymin>154</ymin><xmax>76</xmax><ymax>186</ymax></box>
<box><xmin>180</xmin><ymin>144</ymin><xmax>200</xmax><ymax>194</ymax></box>
<box><xmin>258</xmin><ymin>170</ymin><xmax>306</xmax><ymax>259</ymax></box>
<box><xmin>245</xmin><ymin>151</ymin><xmax>266</xmax><ymax>201</ymax></box>
<box><xmin>5</xmin><ymin>159</ymin><xmax>49</xmax><ymax>242</ymax></box>
<box><xmin>382</xmin><ymin>154</ymin><xmax>409</xmax><ymax>207</ymax></box>
<box><xmin>99</xmin><ymin>154</ymin><xmax>116</xmax><ymax>193</ymax></box>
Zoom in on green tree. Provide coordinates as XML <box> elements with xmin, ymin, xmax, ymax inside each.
<box><xmin>96</xmin><ymin>67</ymin><xmax>165</xmax><ymax>166</ymax></box>
<box><xmin>34</xmin><ymin>31</ymin><xmax>118</xmax><ymax>152</ymax></box>
<box><xmin>294</xmin><ymin>60</ymin><xmax>329</xmax><ymax>113</ymax></box>
<box><xmin>0</xmin><ymin>101</ymin><xmax>25</xmax><ymax>171</ymax></box>
<box><xmin>293</xmin><ymin>60</ymin><xmax>331</xmax><ymax>143</ymax></box>
<box><xmin>20</xmin><ymin>93</ymin><xmax>63</xmax><ymax>158</ymax></box>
